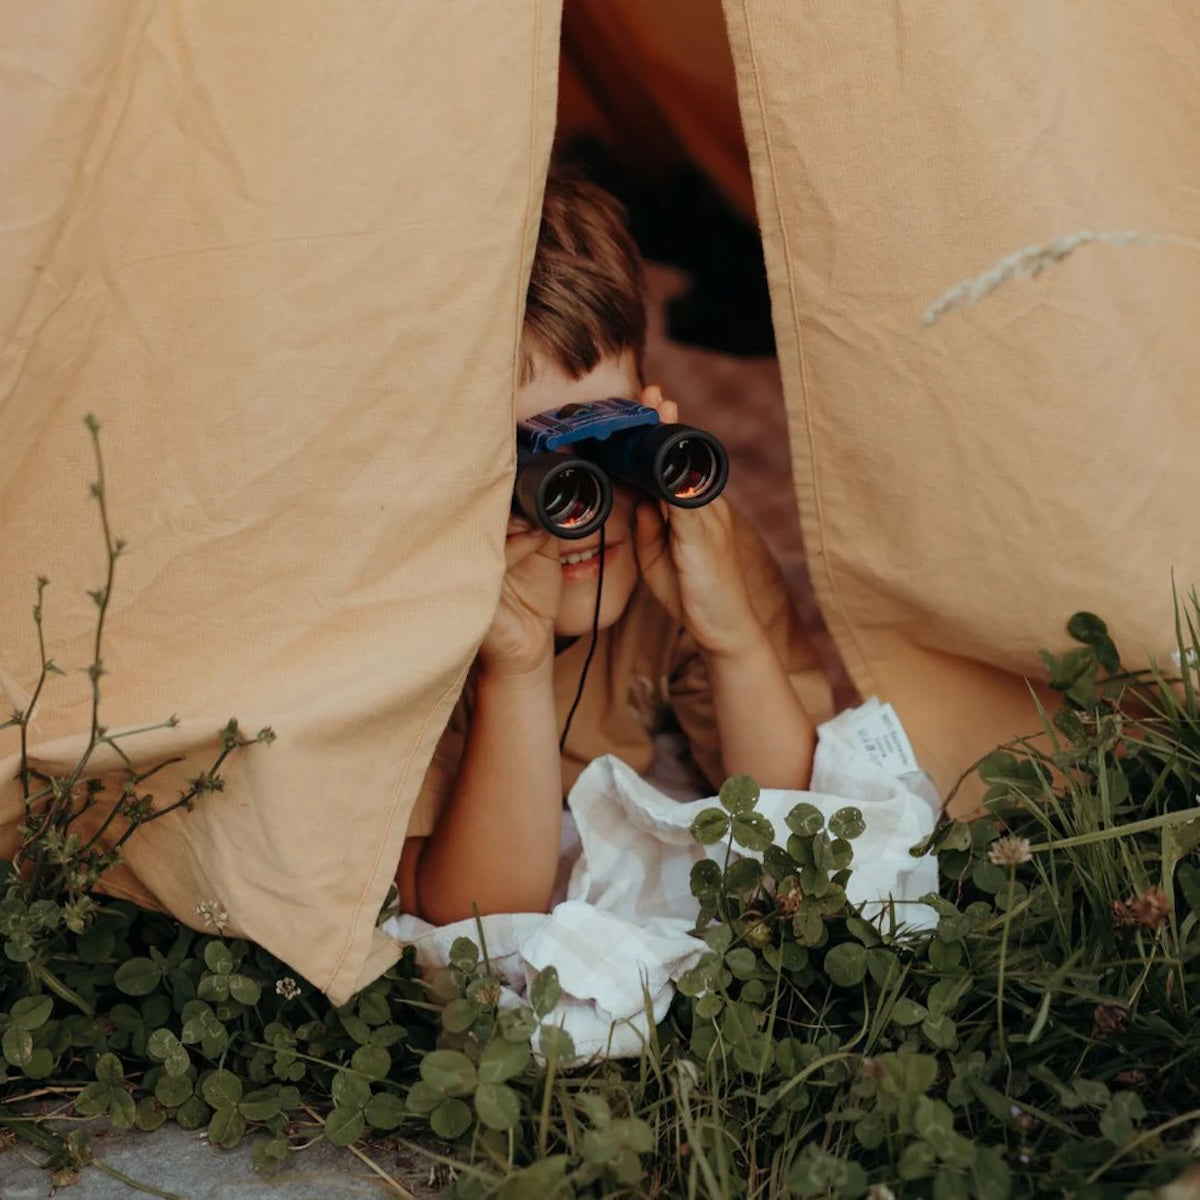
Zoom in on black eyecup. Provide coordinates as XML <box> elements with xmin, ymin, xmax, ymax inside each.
<box><xmin>651</xmin><ymin>425</ymin><xmax>728</xmax><ymax>508</ymax></box>
<box><xmin>512</xmin><ymin>453</ymin><xmax>612</xmax><ymax>541</ymax></box>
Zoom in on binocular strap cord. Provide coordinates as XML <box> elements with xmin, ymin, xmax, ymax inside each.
<box><xmin>558</xmin><ymin>524</ymin><xmax>605</xmax><ymax>755</ymax></box>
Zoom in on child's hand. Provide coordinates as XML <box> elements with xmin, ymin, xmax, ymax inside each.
<box><xmin>479</xmin><ymin>517</ymin><xmax>562</xmax><ymax>677</ymax></box>
<box><xmin>633</xmin><ymin>388</ymin><xmax>762</xmax><ymax>656</ymax></box>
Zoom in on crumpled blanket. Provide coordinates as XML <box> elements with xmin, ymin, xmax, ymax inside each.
<box><xmin>382</xmin><ymin>701</ymin><xmax>941</xmax><ymax>1058</ymax></box>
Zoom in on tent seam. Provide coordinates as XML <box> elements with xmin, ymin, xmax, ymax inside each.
<box><xmin>736</xmin><ymin>0</ymin><xmax>879</xmax><ymax>702</ymax></box>
<box><xmin>513</xmin><ymin>0</ymin><xmax>546</xmax><ymax>413</ymax></box>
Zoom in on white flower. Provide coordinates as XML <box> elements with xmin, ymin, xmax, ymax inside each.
<box><xmin>1187</xmin><ymin>1122</ymin><xmax>1200</xmax><ymax>1156</ymax></box>
<box><xmin>988</xmin><ymin>836</ymin><xmax>1033</xmax><ymax>868</ymax></box>
<box><xmin>195</xmin><ymin>899</ymin><xmax>229</xmax><ymax>932</ymax></box>
<box><xmin>275</xmin><ymin>977</ymin><xmax>301</xmax><ymax>1000</ymax></box>
<box><xmin>866</xmin><ymin>1186</ymin><xmax>896</xmax><ymax>1200</ymax></box>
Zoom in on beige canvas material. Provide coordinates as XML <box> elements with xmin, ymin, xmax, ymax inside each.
<box><xmin>723</xmin><ymin>2</ymin><xmax>1200</xmax><ymax>805</ymax></box>
<box><xmin>0</xmin><ymin>0</ymin><xmax>562</xmax><ymax>1004</ymax></box>
<box><xmin>408</xmin><ymin>509</ymin><xmax>834</xmax><ymax>837</ymax></box>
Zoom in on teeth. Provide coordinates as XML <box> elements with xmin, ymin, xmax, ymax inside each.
<box><xmin>561</xmin><ymin>546</ymin><xmax>600</xmax><ymax>566</ymax></box>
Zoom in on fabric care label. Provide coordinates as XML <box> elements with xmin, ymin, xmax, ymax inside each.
<box><xmin>845</xmin><ymin>701</ymin><xmax>919</xmax><ymax>777</ymax></box>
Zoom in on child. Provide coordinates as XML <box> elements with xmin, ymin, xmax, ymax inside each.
<box><xmin>397</xmin><ymin>170</ymin><xmax>826</xmax><ymax>925</ymax></box>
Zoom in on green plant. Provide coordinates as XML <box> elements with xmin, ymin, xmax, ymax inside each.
<box><xmin>0</xmin><ymin>416</ymin><xmax>274</xmax><ymax>1015</ymax></box>
<box><xmin>6</xmin><ymin>417</ymin><xmax>1200</xmax><ymax>1198</ymax></box>
<box><xmin>0</xmin><ymin>417</ymin><xmax>282</xmax><ymax>1177</ymax></box>
<box><xmin>388</xmin><ymin>601</ymin><xmax>1200</xmax><ymax>1197</ymax></box>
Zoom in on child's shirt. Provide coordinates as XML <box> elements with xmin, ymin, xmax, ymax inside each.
<box><xmin>406</xmin><ymin>510</ymin><xmax>832</xmax><ymax>837</ymax></box>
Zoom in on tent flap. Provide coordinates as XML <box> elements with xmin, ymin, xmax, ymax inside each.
<box><xmin>0</xmin><ymin>0</ymin><xmax>562</xmax><ymax>1003</ymax></box>
<box><xmin>723</xmin><ymin>0</ymin><xmax>1200</xmax><ymax>802</ymax></box>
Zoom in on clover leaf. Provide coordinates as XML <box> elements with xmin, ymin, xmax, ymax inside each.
<box><xmin>74</xmin><ymin>1052</ymin><xmax>135</xmax><ymax>1128</ymax></box>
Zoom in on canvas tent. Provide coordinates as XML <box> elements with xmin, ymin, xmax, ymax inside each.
<box><xmin>2</xmin><ymin>0</ymin><xmax>1198</xmax><ymax>1005</ymax></box>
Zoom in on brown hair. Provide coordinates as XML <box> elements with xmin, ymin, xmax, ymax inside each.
<box><xmin>521</xmin><ymin>168</ymin><xmax>647</xmax><ymax>383</ymax></box>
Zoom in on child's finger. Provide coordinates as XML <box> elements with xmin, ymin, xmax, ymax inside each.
<box><xmin>640</xmin><ymin>383</ymin><xmax>679</xmax><ymax>425</ymax></box>
<box><xmin>634</xmin><ymin>500</ymin><xmax>668</xmax><ymax>560</ymax></box>
<box><xmin>658</xmin><ymin>503</ymin><xmax>739</xmax><ymax>586</ymax></box>
<box><xmin>504</xmin><ymin>527</ymin><xmax>553</xmax><ymax>569</ymax></box>
<box><xmin>634</xmin><ymin>500</ymin><xmax>681</xmax><ymax>619</ymax></box>
<box><xmin>634</xmin><ymin>503</ymin><xmax>675</xmax><ymax>584</ymax></box>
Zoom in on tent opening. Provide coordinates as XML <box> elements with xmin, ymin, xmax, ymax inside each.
<box><xmin>556</xmin><ymin>0</ymin><xmax>854</xmax><ymax>709</ymax></box>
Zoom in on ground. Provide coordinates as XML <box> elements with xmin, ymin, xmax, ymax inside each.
<box><xmin>0</xmin><ymin>1112</ymin><xmax>443</xmax><ymax>1199</ymax></box>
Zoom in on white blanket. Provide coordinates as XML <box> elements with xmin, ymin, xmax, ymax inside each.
<box><xmin>383</xmin><ymin>701</ymin><xmax>941</xmax><ymax>1058</ymax></box>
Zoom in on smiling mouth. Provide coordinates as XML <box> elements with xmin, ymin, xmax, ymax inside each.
<box><xmin>559</xmin><ymin>541</ymin><xmax>620</xmax><ymax>567</ymax></box>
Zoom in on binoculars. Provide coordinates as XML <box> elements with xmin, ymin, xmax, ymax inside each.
<box><xmin>514</xmin><ymin>398</ymin><xmax>728</xmax><ymax>540</ymax></box>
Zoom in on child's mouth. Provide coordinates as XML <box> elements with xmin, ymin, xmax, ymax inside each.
<box><xmin>560</xmin><ymin>541</ymin><xmax>620</xmax><ymax>583</ymax></box>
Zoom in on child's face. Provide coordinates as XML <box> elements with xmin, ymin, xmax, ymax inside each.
<box><xmin>517</xmin><ymin>349</ymin><xmax>647</xmax><ymax>638</ymax></box>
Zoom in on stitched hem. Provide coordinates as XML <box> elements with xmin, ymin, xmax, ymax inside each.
<box><xmin>728</xmin><ymin>0</ymin><xmax>879</xmax><ymax>703</ymax></box>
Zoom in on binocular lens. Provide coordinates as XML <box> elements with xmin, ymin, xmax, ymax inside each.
<box><xmin>543</xmin><ymin>466</ymin><xmax>605</xmax><ymax>530</ymax></box>
<box><xmin>514</xmin><ymin>453</ymin><xmax>612</xmax><ymax>539</ymax></box>
<box><xmin>660</xmin><ymin>437</ymin><xmax>721</xmax><ymax>501</ymax></box>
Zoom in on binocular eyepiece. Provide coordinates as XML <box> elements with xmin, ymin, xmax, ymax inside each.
<box><xmin>514</xmin><ymin>398</ymin><xmax>728</xmax><ymax>540</ymax></box>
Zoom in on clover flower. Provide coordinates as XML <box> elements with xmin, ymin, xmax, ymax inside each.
<box><xmin>195</xmin><ymin>898</ymin><xmax>229</xmax><ymax>933</ymax></box>
<box><xmin>777</xmin><ymin>879</ymin><xmax>803</xmax><ymax>917</ymax></box>
<box><xmin>866</xmin><ymin>1186</ymin><xmax>896</xmax><ymax>1200</ymax></box>
<box><xmin>1131</xmin><ymin>885</ymin><xmax>1172</xmax><ymax>931</ymax></box>
<box><xmin>987</xmin><ymin>835</ymin><xmax>1033</xmax><ymax>868</ymax></box>
<box><xmin>275</xmin><ymin>976</ymin><xmax>301</xmax><ymax>1000</ymax></box>
<box><xmin>474</xmin><ymin>979</ymin><xmax>502</xmax><ymax>1010</ymax></box>
<box><xmin>860</xmin><ymin>1057</ymin><xmax>889</xmax><ymax>1083</ymax></box>
<box><xmin>1092</xmin><ymin>1002</ymin><xmax>1129</xmax><ymax>1040</ymax></box>
<box><xmin>744</xmin><ymin>921</ymin><xmax>774</xmax><ymax>949</ymax></box>
<box><xmin>1010</xmin><ymin>1104</ymin><xmax>1035</xmax><ymax>1134</ymax></box>
<box><xmin>1188</xmin><ymin>1123</ymin><xmax>1200</xmax><ymax>1155</ymax></box>
<box><xmin>1112</xmin><ymin>885</ymin><xmax>1172</xmax><ymax>932</ymax></box>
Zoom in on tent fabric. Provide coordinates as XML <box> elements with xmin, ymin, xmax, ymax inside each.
<box><xmin>721</xmin><ymin>0</ymin><xmax>1200</xmax><ymax>806</ymax></box>
<box><xmin>5</xmin><ymin>0</ymin><xmax>1200</xmax><ymax>1008</ymax></box>
<box><xmin>0</xmin><ymin>0</ymin><xmax>561</xmax><ymax>1004</ymax></box>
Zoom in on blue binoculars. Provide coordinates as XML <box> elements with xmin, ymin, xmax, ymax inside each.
<box><xmin>514</xmin><ymin>398</ymin><xmax>728</xmax><ymax>540</ymax></box>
